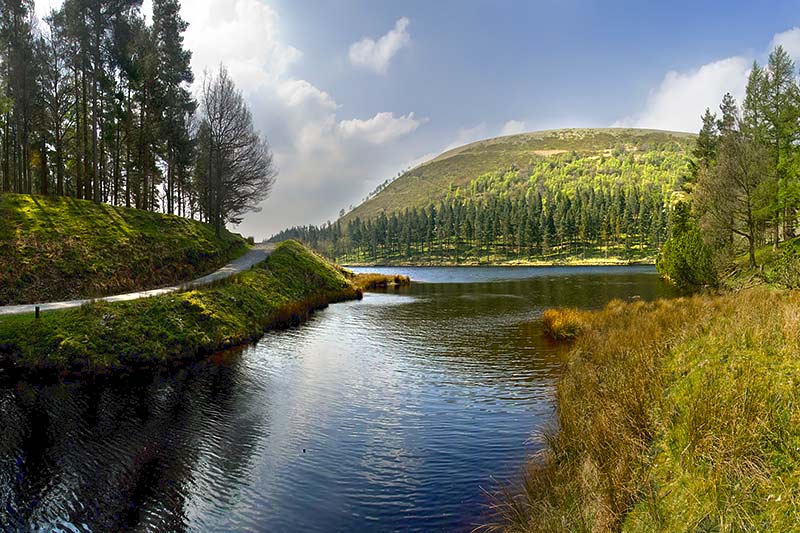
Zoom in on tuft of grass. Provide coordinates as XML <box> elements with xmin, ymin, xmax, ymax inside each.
<box><xmin>0</xmin><ymin>240</ymin><xmax>359</xmax><ymax>374</ymax></box>
<box><xmin>490</xmin><ymin>288</ymin><xmax>800</xmax><ymax>532</ymax></box>
<box><xmin>0</xmin><ymin>193</ymin><xmax>247</xmax><ymax>305</ymax></box>
<box><xmin>350</xmin><ymin>272</ymin><xmax>411</xmax><ymax>291</ymax></box>
<box><xmin>542</xmin><ymin>308</ymin><xmax>587</xmax><ymax>340</ymax></box>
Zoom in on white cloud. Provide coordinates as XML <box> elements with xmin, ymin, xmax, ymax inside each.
<box><xmin>443</xmin><ymin>123</ymin><xmax>488</xmax><ymax>151</ymax></box>
<box><xmin>613</xmin><ymin>26</ymin><xmax>800</xmax><ymax>133</ymax></box>
<box><xmin>348</xmin><ymin>17</ymin><xmax>411</xmax><ymax>75</ymax></box>
<box><xmin>338</xmin><ymin>112</ymin><xmax>423</xmax><ymax>144</ymax></box>
<box><xmin>501</xmin><ymin>120</ymin><xmax>527</xmax><ymax>136</ymax></box>
<box><xmin>613</xmin><ymin>56</ymin><xmax>751</xmax><ymax>132</ymax></box>
<box><xmin>771</xmin><ymin>27</ymin><xmax>800</xmax><ymax>62</ymax></box>
<box><xmin>184</xmin><ymin>0</ymin><xmax>302</xmax><ymax>94</ymax></box>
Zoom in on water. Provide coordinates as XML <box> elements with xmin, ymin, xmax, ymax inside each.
<box><xmin>0</xmin><ymin>266</ymin><xmax>676</xmax><ymax>532</ymax></box>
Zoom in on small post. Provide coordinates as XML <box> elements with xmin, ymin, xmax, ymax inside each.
<box><xmin>35</xmin><ymin>306</ymin><xmax>40</xmax><ymax>319</ymax></box>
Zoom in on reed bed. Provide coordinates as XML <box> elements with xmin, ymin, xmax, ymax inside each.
<box><xmin>487</xmin><ymin>288</ymin><xmax>800</xmax><ymax>532</ymax></box>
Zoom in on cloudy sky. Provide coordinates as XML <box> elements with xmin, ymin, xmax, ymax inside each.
<box><xmin>34</xmin><ymin>0</ymin><xmax>800</xmax><ymax>238</ymax></box>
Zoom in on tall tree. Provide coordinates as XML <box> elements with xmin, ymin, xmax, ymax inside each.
<box><xmin>695</xmin><ymin>116</ymin><xmax>772</xmax><ymax>268</ymax></box>
<box><xmin>152</xmin><ymin>0</ymin><xmax>194</xmax><ymax>215</ymax></box>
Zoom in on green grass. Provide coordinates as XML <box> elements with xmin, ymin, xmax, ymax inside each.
<box><xmin>0</xmin><ymin>240</ymin><xmax>359</xmax><ymax>373</ymax></box>
<box><xmin>0</xmin><ymin>193</ymin><xmax>247</xmax><ymax>305</ymax></box>
<box><xmin>342</xmin><ymin>128</ymin><xmax>695</xmax><ymax>224</ymax></box>
<box><xmin>492</xmin><ymin>289</ymin><xmax>800</xmax><ymax>532</ymax></box>
<box><xmin>723</xmin><ymin>236</ymin><xmax>800</xmax><ymax>290</ymax></box>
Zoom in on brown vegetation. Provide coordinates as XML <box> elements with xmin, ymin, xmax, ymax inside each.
<box><xmin>490</xmin><ymin>289</ymin><xmax>800</xmax><ymax>532</ymax></box>
<box><xmin>541</xmin><ymin>308</ymin><xmax>588</xmax><ymax>340</ymax></box>
<box><xmin>351</xmin><ymin>273</ymin><xmax>411</xmax><ymax>291</ymax></box>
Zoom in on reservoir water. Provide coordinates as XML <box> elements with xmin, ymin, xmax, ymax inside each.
<box><xmin>0</xmin><ymin>266</ymin><xmax>676</xmax><ymax>532</ymax></box>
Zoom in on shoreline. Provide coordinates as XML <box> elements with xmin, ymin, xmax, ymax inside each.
<box><xmin>496</xmin><ymin>287</ymin><xmax>800</xmax><ymax>530</ymax></box>
<box><xmin>0</xmin><ymin>241</ymin><xmax>371</xmax><ymax>378</ymax></box>
<box><xmin>343</xmin><ymin>258</ymin><xmax>656</xmax><ymax>268</ymax></box>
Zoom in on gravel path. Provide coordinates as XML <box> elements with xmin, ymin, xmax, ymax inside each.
<box><xmin>0</xmin><ymin>243</ymin><xmax>275</xmax><ymax>317</ymax></box>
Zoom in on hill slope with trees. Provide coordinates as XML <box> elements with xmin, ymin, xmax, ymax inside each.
<box><xmin>273</xmin><ymin>128</ymin><xmax>695</xmax><ymax>265</ymax></box>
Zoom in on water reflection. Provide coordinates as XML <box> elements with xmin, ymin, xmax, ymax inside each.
<box><xmin>0</xmin><ymin>266</ymin><xmax>676</xmax><ymax>532</ymax></box>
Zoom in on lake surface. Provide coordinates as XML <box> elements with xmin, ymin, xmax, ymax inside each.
<box><xmin>0</xmin><ymin>266</ymin><xmax>676</xmax><ymax>532</ymax></box>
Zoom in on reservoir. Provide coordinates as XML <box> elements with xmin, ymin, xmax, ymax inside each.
<box><xmin>0</xmin><ymin>266</ymin><xmax>676</xmax><ymax>531</ymax></box>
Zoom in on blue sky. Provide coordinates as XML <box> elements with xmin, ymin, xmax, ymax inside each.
<box><xmin>34</xmin><ymin>0</ymin><xmax>800</xmax><ymax>237</ymax></box>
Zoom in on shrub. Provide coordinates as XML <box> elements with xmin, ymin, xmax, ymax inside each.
<box><xmin>542</xmin><ymin>308</ymin><xmax>586</xmax><ymax>340</ymax></box>
<box><xmin>657</xmin><ymin>202</ymin><xmax>717</xmax><ymax>289</ymax></box>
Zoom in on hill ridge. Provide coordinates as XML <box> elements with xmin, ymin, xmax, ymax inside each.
<box><xmin>341</xmin><ymin>127</ymin><xmax>695</xmax><ymax>225</ymax></box>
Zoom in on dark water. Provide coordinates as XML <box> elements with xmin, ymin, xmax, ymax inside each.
<box><xmin>0</xmin><ymin>266</ymin><xmax>676</xmax><ymax>532</ymax></box>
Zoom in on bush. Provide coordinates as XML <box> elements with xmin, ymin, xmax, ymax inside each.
<box><xmin>657</xmin><ymin>202</ymin><xmax>717</xmax><ymax>289</ymax></box>
<box><xmin>542</xmin><ymin>308</ymin><xmax>586</xmax><ymax>340</ymax></box>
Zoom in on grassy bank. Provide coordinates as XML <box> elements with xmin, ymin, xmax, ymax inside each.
<box><xmin>0</xmin><ymin>241</ymin><xmax>360</xmax><ymax>374</ymax></box>
<box><xmin>347</xmin><ymin>272</ymin><xmax>411</xmax><ymax>290</ymax></box>
<box><xmin>497</xmin><ymin>288</ymin><xmax>800</xmax><ymax>531</ymax></box>
<box><xmin>723</xmin><ymin>236</ymin><xmax>800</xmax><ymax>290</ymax></box>
<box><xmin>0</xmin><ymin>193</ymin><xmax>247</xmax><ymax>305</ymax></box>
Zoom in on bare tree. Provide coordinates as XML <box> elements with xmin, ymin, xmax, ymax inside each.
<box><xmin>197</xmin><ymin>65</ymin><xmax>276</xmax><ymax>234</ymax></box>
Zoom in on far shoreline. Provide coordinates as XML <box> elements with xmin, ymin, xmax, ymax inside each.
<box><xmin>343</xmin><ymin>258</ymin><xmax>657</xmax><ymax>268</ymax></box>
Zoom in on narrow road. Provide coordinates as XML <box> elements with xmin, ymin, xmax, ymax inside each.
<box><xmin>0</xmin><ymin>243</ymin><xmax>276</xmax><ymax>317</ymax></box>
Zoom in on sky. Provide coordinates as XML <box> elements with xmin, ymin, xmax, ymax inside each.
<box><xmin>33</xmin><ymin>0</ymin><xmax>800</xmax><ymax>238</ymax></box>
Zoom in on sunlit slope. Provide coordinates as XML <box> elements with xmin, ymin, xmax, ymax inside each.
<box><xmin>0</xmin><ymin>194</ymin><xmax>247</xmax><ymax>305</ymax></box>
<box><xmin>342</xmin><ymin>128</ymin><xmax>695</xmax><ymax>224</ymax></box>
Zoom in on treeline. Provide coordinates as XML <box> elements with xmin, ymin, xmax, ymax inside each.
<box><xmin>273</xmin><ymin>144</ymin><xmax>688</xmax><ymax>263</ymax></box>
<box><xmin>660</xmin><ymin>45</ymin><xmax>800</xmax><ymax>287</ymax></box>
<box><xmin>273</xmin><ymin>182</ymin><xmax>670</xmax><ymax>264</ymax></box>
<box><xmin>0</xmin><ymin>0</ymin><xmax>274</xmax><ymax>232</ymax></box>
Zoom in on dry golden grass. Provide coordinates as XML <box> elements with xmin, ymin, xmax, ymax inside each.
<box><xmin>352</xmin><ymin>273</ymin><xmax>411</xmax><ymax>291</ymax></box>
<box><xmin>488</xmin><ymin>288</ymin><xmax>800</xmax><ymax>532</ymax></box>
<box><xmin>542</xmin><ymin>308</ymin><xmax>588</xmax><ymax>340</ymax></box>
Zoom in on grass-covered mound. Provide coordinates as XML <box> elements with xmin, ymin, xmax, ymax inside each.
<box><xmin>0</xmin><ymin>193</ymin><xmax>247</xmax><ymax>305</ymax></box>
<box><xmin>498</xmin><ymin>289</ymin><xmax>800</xmax><ymax>532</ymax></box>
<box><xmin>343</xmin><ymin>128</ymin><xmax>695</xmax><ymax>224</ymax></box>
<box><xmin>0</xmin><ymin>240</ymin><xmax>359</xmax><ymax>374</ymax></box>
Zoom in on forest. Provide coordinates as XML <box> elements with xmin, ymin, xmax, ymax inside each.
<box><xmin>272</xmin><ymin>143</ymin><xmax>690</xmax><ymax>264</ymax></box>
<box><xmin>0</xmin><ymin>0</ymin><xmax>275</xmax><ymax>233</ymax></box>
<box><xmin>659</xmin><ymin>45</ymin><xmax>800</xmax><ymax>288</ymax></box>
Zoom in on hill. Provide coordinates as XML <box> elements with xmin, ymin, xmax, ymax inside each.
<box><xmin>273</xmin><ymin>128</ymin><xmax>696</xmax><ymax>265</ymax></box>
<box><xmin>0</xmin><ymin>194</ymin><xmax>247</xmax><ymax>305</ymax></box>
<box><xmin>345</xmin><ymin>128</ymin><xmax>695</xmax><ymax>225</ymax></box>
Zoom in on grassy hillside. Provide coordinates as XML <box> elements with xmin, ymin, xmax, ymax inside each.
<box><xmin>0</xmin><ymin>241</ymin><xmax>360</xmax><ymax>373</ymax></box>
<box><xmin>0</xmin><ymin>194</ymin><xmax>247</xmax><ymax>305</ymax></box>
<box><xmin>343</xmin><ymin>128</ymin><xmax>695</xmax><ymax>224</ymax></box>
